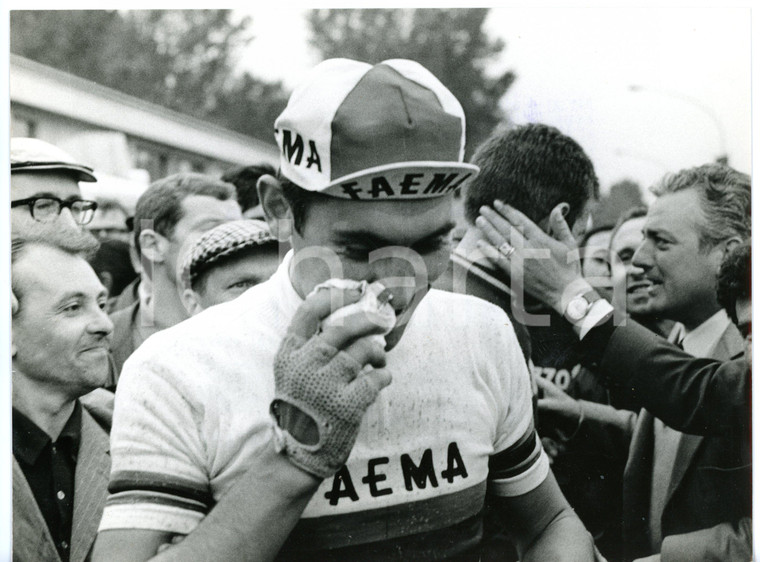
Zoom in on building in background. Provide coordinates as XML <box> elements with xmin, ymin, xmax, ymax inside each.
<box><xmin>10</xmin><ymin>54</ymin><xmax>279</xmax><ymax>214</ymax></box>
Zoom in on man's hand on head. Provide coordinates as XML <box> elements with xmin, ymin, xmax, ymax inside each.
<box><xmin>475</xmin><ymin>201</ymin><xmax>593</xmax><ymax>315</ymax></box>
<box><xmin>271</xmin><ymin>283</ymin><xmax>393</xmax><ymax>479</ymax></box>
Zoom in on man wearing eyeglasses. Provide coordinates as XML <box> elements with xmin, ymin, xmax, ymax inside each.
<box><xmin>10</xmin><ymin>138</ymin><xmax>117</xmax><ymax>391</ymax></box>
<box><xmin>10</xmin><ymin>137</ymin><xmax>101</xmax><ymax>240</ymax></box>
<box><xmin>10</xmin><ymin>139</ymin><xmax>117</xmax><ymax>561</ymax></box>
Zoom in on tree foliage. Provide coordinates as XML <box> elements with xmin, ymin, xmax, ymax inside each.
<box><xmin>307</xmin><ymin>8</ymin><xmax>515</xmax><ymax>156</ymax></box>
<box><xmin>10</xmin><ymin>10</ymin><xmax>287</xmax><ymax>142</ymax></box>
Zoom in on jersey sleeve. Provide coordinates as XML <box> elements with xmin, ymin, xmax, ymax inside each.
<box><xmin>98</xmin><ymin>338</ymin><xmax>214</xmax><ymax>535</ymax></box>
<box><xmin>484</xmin><ymin>313</ymin><xmax>550</xmax><ymax>497</ymax></box>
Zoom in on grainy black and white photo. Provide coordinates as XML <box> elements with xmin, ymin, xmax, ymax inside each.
<box><xmin>5</xmin><ymin>6</ymin><xmax>753</xmax><ymax>561</ymax></box>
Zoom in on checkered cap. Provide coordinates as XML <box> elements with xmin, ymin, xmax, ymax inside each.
<box><xmin>182</xmin><ymin>219</ymin><xmax>276</xmax><ymax>286</ymax></box>
<box><xmin>11</xmin><ymin>137</ymin><xmax>97</xmax><ymax>182</ymax></box>
<box><xmin>274</xmin><ymin>58</ymin><xmax>479</xmax><ymax>200</ymax></box>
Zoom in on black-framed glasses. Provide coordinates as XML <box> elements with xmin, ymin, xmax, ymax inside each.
<box><xmin>11</xmin><ymin>196</ymin><xmax>99</xmax><ymax>225</ymax></box>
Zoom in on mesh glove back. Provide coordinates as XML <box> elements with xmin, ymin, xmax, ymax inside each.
<box><xmin>271</xmin><ymin>333</ymin><xmax>384</xmax><ymax>478</ymax></box>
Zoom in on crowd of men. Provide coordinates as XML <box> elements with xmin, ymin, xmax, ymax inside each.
<box><xmin>9</xmin><ymin>56</ymin><xmax>752</xmax><ymax>562</ymax></box>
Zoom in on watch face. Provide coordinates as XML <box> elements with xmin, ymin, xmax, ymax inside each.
<box><xmin>566</xmin><ymin>296</ymin><xmax>590</xmax><ymax>322</ymax></box>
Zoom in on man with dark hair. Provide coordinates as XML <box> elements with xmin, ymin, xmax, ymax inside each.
<box><xmin>716</xmin><ymin>241</ymin><xmax>751</xmax><ymax>366</ymax></box>
<box><xmin>95</xmin><ymin>58</ymin><xmax>594</xmax><ymax>561</ymax></box>
<box><xmin>435</xmin><ymin>123</ymin><xmax>607</xmax><ymax>554</ymax></box>
<box><xmin>436</xmin><ymin>122</ymin><xmax>599</xmax><ymax>360</ymax></box>
<box><xmin>88</xmin><ymin>240</ymin><xmax>139</xmax><ymax>313</ymax></box>
<box><xmin>477</xmin><ymin>160</ymin><xmax>752</xmax><ymax>561</ymax></box>
<box><xmin>180</xmin><ymin>219</ymin><xmax>280</xmax><ymax>314</ymax></box>
<box><xmin>12</xmin><ymin>234</ymin><xmax>113</xmax><ymax>562</ymax></box>
<box><xmin>462</xmin><ymin>123</ymin><xmax>599</xmax><ymax>232</ymax></box>
<box><xmin>221</xmin><ymin>163</ymin><xmax>277</xmax><ymax>219</ymax></box>
<box><xmin>108</xmin><ymin>172</ymin><xmax>242</xmax><ymax>376</ymax></box>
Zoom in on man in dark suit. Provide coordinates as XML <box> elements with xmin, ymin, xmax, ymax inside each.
<box><xmin>12</xmin><ymin>235</ymin><xmax>114</xmax><ymax>562</ymax></box>
<box><xmin>620</xmin><ymin>164</ymin><xmax>749</xmax><ymax>562</ymax></box>
<box><xmin>475</xmin><ymin>163</ymin><xmax>752</xmax><ymax>561</ymax></box>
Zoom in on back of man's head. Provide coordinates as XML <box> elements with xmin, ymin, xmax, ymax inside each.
<box><xmin>717</xmin><ymin>241</ymin><xmax>751</xmax><ymax>325</ymax></box>
<box><xmin>88</xmin><ymin>239</ymin><xmax>138</xmax><ymax>300</ymax></box>
<box><xmin>221</xmin><ymin>163</ymin><xmax>277</xmax><ymax>214</ymax></box>
<box><xmin>651</xmin><ymin>163</ymin><xmax>751</xmax><ymax>250</ymax></box>
<box><xmin>133</xmin><ymin>173</ymin><xmax>237</xmax><ymax>255</ymax></box>
<box><xmin>463</xmin><ymin>123</ymin><xmax>599</xmax><ymax>230</ymax></box>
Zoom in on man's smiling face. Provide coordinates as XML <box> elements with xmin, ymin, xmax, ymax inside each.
<box><xmin>12</xmin><ymin>244</ymin><xmax>113</xmax><ymax>398</ymax></box>
<box><xmin>609</xmin><ymin>216</ymin><xmax>650</xmax><ymax>315</ymax></box>
<box><xmin>632</xmin><ymin>188</ymin><xmax>726</xmax><ymax>328</ymax></box>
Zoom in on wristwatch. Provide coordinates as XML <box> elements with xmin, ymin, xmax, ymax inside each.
<box><xmin>564</xmin><ymin>290</ymin><xmax>602</xmax><ymax>324</ymax></box>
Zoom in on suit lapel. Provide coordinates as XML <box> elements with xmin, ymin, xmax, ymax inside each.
<box><xmin>12</xmin><ymin>458</ymin><xmax>62</xmax><ymax>562</ymax></box>
<box><xmin>664</xmin><ymin>323</ymin><xmax>743</xmax><ymax>508</ymax></box>
<box><xmin>70</xmin><ymin>407</ymin><xmax>111</xmax><ymax>562</ymax></box>
<box><xmin>664</xmin><ymin>432</ymin><xmax>703</xmax><ymax>507</ymax></box>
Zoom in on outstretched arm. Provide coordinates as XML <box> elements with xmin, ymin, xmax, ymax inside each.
<box><xmin>536</xmin><ymin>377</ymin><xmax>637</xmax><ymax>447</ymax></box>
<box><xmin>475</xmin><ymin>201</ymin><xmax>750</xmax><ymax>435</ymax></box>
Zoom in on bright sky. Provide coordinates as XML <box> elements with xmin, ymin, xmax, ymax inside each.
<box><xmin>239</xmin><ymin>6</ymin><xmax>752</xmax><ymax>195</ymax></box>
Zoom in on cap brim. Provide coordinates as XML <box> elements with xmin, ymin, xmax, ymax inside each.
<box><xmin>11</xmin><ymin>162</ymin><xmax>98</xmax><ymax>183</ymax></box>
<box><xmin>298</xmin><ymin>161</ymin><xmax>480</xmax><ymax>200</ymax></box>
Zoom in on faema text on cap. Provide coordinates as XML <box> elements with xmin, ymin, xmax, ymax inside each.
<box><xmin>10</xmin><ymin>137</ymin><xmax>97</xmax><ymax>182</ymax></box>
<box><xmin>274</xmin><ymin>58</ymin><xmax>479</xmax><ymax>201</ymax></box>
<box><xmin>182</xmin><ymin>219</ymin><xmax>276</xmax><ymax>287</ymax></box>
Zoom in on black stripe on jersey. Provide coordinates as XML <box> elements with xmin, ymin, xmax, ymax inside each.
<box><xmin>488</xmin><ymin>425</ymin><xmax>541</xmax><ymax>480</ymax></box>
<box><xmin>108</xmin><ymin>470</ymin><xmax>214</xmax><ymax>508</ymax></box>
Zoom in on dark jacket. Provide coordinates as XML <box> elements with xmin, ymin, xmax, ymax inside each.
<box><xmin>13</xmin><ymin>404</ymin><xmax>111</xmax><ymax>562</ymax></box>
<box><xmin>603</xmin><ymin>321</ymin><xmax>751</xmax><ymax>561</ymax></box>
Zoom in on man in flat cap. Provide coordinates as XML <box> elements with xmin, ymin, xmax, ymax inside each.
<box><xmin>180</xmin><ymin>219</ymin><xmax>279</xmax><ymax>314</ymax></box>
<box><xmin>94</xmin><ymin>59</ymin><xmax>594</xmax><ymax>561</ymax></box>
